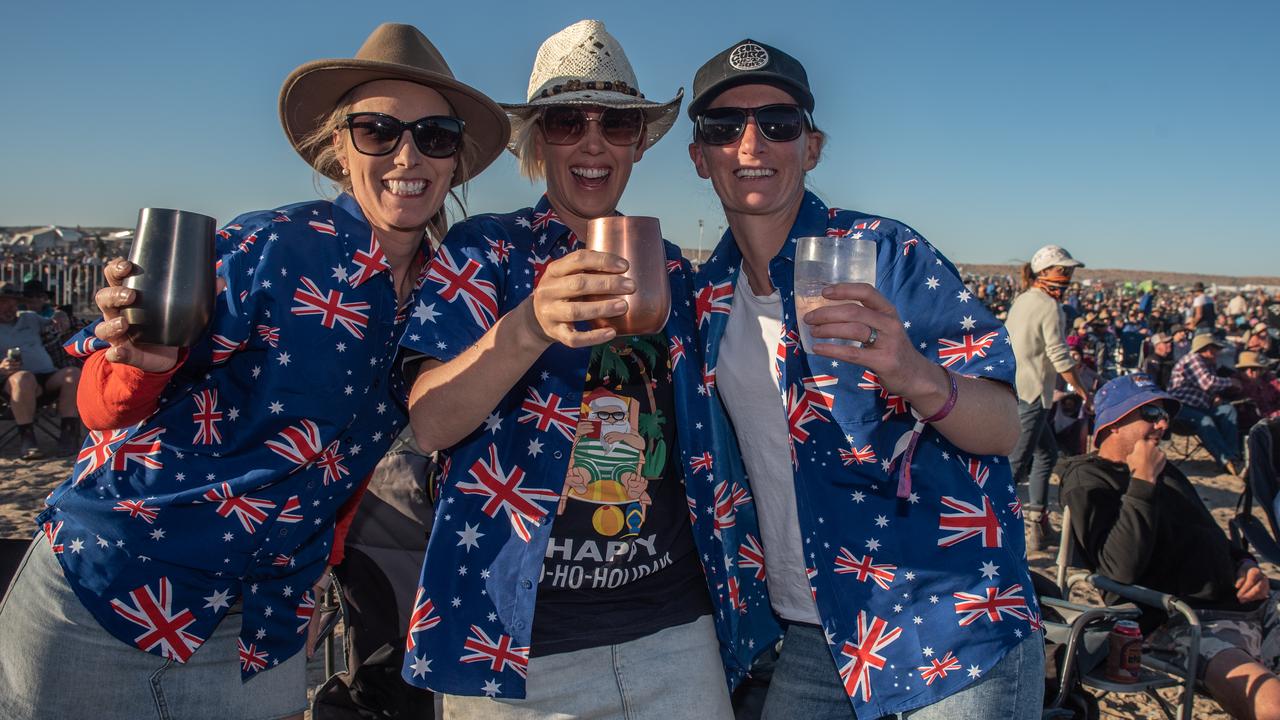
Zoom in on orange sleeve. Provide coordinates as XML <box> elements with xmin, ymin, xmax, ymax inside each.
<box><xmin>77</xmin><ymin>350</ymin><xmax>186</xmax><ymax>430</ymax></box>
<box><xmin>328</xmin><ymin>472</ymin><xmax>373</xmax><ymax>566</ymax></box>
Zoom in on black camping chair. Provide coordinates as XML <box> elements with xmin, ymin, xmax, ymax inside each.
<box><xmin>1231</xmin><ymin>417</ymin><xmax>1280</xmax><ymax>565</ymax></box>
<box><xmin>0</xmin><ymin>535</ymin><xmax>34</xmax><ymax>601</ymax></box>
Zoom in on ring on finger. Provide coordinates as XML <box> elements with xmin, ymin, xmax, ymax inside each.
<box><xmin>865</xmin><ymin>327</ymin><xmax>879</xmax><ymax>347</ymax></box>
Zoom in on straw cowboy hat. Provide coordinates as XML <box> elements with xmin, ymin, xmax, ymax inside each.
<box><xmin>501</xmin><ymin>19</ymin><xmax>683</xmax><ymax>151</ymax></box>
<box><xmin>1190</xmin><ymin>334</ymin><xmax>1224</xmax><ymax>354</ymax></box>
<box><xmin>1237</xmin><ymin>351</ymin><xmax>1272</xmax><ymax>370</ymax></box>
<box><xmin>279</xmin><ymin>23</ymin><xmax>509</xmax><ymax>186</ymax></box>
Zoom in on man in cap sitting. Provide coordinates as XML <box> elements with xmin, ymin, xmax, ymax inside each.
<box><xmin>1060</xmin><ymin>374</ymin><xmax>1280</xmax><ymax>720</ymax></box>
<box><xmin>1169</xmin><ymin>333</ymin><xmax>1244</xmax><ymax>475</ymax></box>
<box><xmin>0</xmin><ymin>283</ymin><xmax>80</xmax><ymax>459</ymax></box>
<box><xmin>1142</xmin><ymin>332</ymin><xmax>1176</xmax><ymax>390</ymax></box>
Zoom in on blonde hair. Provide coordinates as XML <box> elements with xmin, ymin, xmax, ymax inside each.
<box><xmin>296</xmin><ymin>90</ymin><xmax>473</xmax><ymax>247</ymax></box>
<box><xmin>512</xmin><ymin>115</ymin><xmax>545</xmax><ymax>181</ymax></box>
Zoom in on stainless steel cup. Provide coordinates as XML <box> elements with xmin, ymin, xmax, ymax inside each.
<box><xmin>584</xmin><ymin>216</ymin><xmax>671</xmax><ymax>337</ymax></box>
<box><xmin>122</xmin><ymin>208</ymin><xmax>216</xmax><ymax>346</ymax></box>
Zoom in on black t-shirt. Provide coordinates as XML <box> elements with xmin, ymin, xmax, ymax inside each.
<box><xmin>531</xmin><ymin>333</ymin><xmax>711</xmax><ymax>656</ymax></box>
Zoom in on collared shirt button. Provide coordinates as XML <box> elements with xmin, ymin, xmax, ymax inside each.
<box><xmin>278</xmin><ymin>528</ymin><xmax>288</xmax><ymax>537</ymax></box>
<box><xmin>553</xmin><ymin>451</ymin><xmax>562</xmax><ymax>459</ymax></box>
<box><xmin>520</xmin><ymin>578</ymin><xmax>533</xmax><ymax>590</ymax></box>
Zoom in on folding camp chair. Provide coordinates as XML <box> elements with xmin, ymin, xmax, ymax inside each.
<box><xmin>1231</xmin><ymin>417</ymin><xmax>1280</xmax><ymax>565</ymax></box>
<box><xmin>1040</xmin><ymin>506</ymin><xmax>1205</xmax><ymax>720</ymax></box>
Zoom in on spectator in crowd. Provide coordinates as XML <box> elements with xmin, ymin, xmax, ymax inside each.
<box><xmin>1007</xmin><ymin>244</ymin><xmax>1092</xmax><ymax>549</ymax></box>
<box><xmin>1169</xmin><ymin>334</ymin><xmax>1244</xmax><ymax>475</ymax></box>
<box><xmin>1236</xmin><ymin>351</ymin><xmax>1280</xmax><ymax>433</ymax></box>
<box><xmin>1171</xmin><ymin>326</ymin><xmax>1192</xmax><ymax>361</ymax></box>
<box><xmin>1227</xmin><ymin>291</ymin><xmax>1249</xmax><ymax>321</ymax></box>
<box><xmin>1188</xmin><ymin>281</ymin><xmax>1218</xmax><ymax>333</ymax></box>
<box><xmin>1060</xmin><ymin>374</ymin><xmax>1280</xmax><ymax>720</ymax></box>
<box><xmin>1247</xmin><ymin>322</ymin><xmax>1280</xmax><ymax>363</ymax></box>
<box><xmin>1142</xmin><ymin>332</ymin><xmax>1176</xmax><ymax>390</ymax></box>
<box><xmin>0</xmin><ymin>282</ymin><xmax>80</xmax><ymax>459</ymax></box>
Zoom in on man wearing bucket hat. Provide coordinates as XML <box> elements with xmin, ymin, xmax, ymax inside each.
<box><xmin>1007</xmin><ymin>244</ymin><xmax>1092</xmax><ymax>550</ymax></box>
<box><xmin>1059</xmin><ymin>373</ymin><xmax>1280</xmax><ymax>720</ymax></box>
<box><xmin>1169</xmin><ymin>333</ymin><xmax>1245</xmax><ymax>475</ymax></box>
<box><xmin>398</xmin><ymin>20</ymin><xmax>763</xmax><ymax>718</ymax></box>
<box><xmin>0</xmin><ymin>24</ymin><xmax>507</xmax><ymax>720</ymax></box>
<box><xmin>686</xmin><ymin>38</ymin><xmax>1043</xmax><ymax>719</ymax></box>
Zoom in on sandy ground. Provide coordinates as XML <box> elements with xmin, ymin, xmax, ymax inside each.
<box><xmin>0</xmin><ymin>434</ymin><xmax>1265</xmax><ymax>718</ymax></box>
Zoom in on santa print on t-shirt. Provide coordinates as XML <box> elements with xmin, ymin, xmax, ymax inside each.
<box><xmin>545</xmin><ymin>334</ymin><xmax>677</xmax><ymax>587</ymax></box>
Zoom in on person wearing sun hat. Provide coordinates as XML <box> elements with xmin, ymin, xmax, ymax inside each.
<box><xmin>1059</xmin><ymin>373</ymin><xmax>1280</xmax><ymax>720</ymax></box>
<box><xmin>1169</xmin><ymin>333</ymin><xmax>1245</xmax><ymax>475</ymax></box>
<box><xmin>0</xmin><ymin>23</ymin><xmax>506</xmax><ymax>720</ymax></box>
<box><xmin>1235</xmin><ymin>350</ymin><xmax>1280</xmax><ymax>431</ymax></box>
<box><xmin>686</xmin><ymin>37</ymin><xmax>1042</xmax><ymax>718</ymax></box>
<box><xmin>397</xmin><ymin>19</ymin><xmax>757</xmax><ymax>717</ymax></box>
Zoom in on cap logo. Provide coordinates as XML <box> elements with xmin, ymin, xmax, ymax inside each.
<box><xmin>728</xmin><ymin>43</ymin><xmax>769</xmax><ymax>71</ymax></box>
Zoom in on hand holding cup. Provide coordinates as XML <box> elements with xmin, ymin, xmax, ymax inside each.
<box><xmin>522</xmin><ymin>249</ymin><xmax>634</xmax><ymax>349</ymax></box>
<box><xmin>94</xmin><ymin>258</ymin><xmax>181</xmax><ymax>372</ymax></box>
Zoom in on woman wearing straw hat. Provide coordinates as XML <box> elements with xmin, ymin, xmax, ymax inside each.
<box><xmin>1006</xmin><ymin>244</ymin><xmax>1093</xmax><ymax>550</ymax></box>
<box><xmin>397</xmin><ymin>19</ymin><xmax>765</xmax><ymax>718</ymax></box>
<box><xmin>0</xmin><ymin>23</ymin><xmax>507</xmax><ymax>720</ymax></box>
<box><xmin>685</xmin><ymin>38</ymin><xmax>1043</xmax><ymax>719</ymax></box>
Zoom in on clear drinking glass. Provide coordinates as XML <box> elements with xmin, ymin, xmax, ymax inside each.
<box><xmin>793</xmin><ymin>235</ymin><xmax>877</xmax><ymax>354</ymax></box>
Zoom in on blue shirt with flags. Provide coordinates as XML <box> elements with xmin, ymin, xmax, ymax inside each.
<box><xmin>396</xmin><ymin>195</ymin><xmax>779</xmax><ymax>699</ymax></box>
<box><xmin>42</xmin><ymin>193</ymin><xmax>417</xmax><ymax>679</ymax></box>
<box><xmin>694</xmin><ymin>191</ymin><xmax>1039</xmax><ymax>718</ymax></box>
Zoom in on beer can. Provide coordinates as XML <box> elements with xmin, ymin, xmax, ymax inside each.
<box><xmin>1105</xmin><ymin>619</ymin><xmax>1143</xmax><ymax>683</ymax></box>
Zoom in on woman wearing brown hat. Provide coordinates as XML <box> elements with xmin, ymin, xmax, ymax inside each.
<box><xmin>396</xmin><ymin>19</ymin><xmax>751</xmax><ymax>718</ymax></box>
<box><xmin>0</xmin><ymin>24</ymin><xmax>506</xmax><ymax>720</ymax></box>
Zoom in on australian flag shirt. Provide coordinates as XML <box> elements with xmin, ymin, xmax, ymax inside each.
<box><xmin>396</xmin><ymin>195</ymin><xmax>778</xmax><ymax>699</ymax></box>
<box><xmin>695</xmin><ymin>191</ymin><xmax>1039</xmax><ymax>718</ymax></box>
<box><xmin>41</xmin><ymin>193</ymin><xmax>415</xmax><ymax>679</ymax></box>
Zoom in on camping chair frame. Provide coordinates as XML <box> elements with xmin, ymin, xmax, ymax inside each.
<box><xmin>1045</xmin><ymin>506</ymin><xmax>1204</xmax><ymax>720</ymax></box>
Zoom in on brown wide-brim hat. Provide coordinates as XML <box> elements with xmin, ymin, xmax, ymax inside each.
<box><xmin>1237</xmin><ymin>351</ymin><xmax>1272</xmax><ymax>370</ymax></box>
<box><xmin>279</xmin><ymin>23</ymin><xmax>509</xmax><ymax>186</ymax></box>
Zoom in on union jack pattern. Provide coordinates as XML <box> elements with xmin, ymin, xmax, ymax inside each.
<box><xmin>738</xmin><ymin>533</ymin><xmax>767</xmax><ymax>581</ymax></box>
<box><xmin>398</xmin><ymin>195</ymin><xmax>774</xmax><ymax>700</ymax></box>
<box><xmin>692</xmin><ymin>192</ymin><xmax>1036</xmax><ymax>715</ymax></box>
<box><xmin>45</xmin><ymin>195</ymin><xmax>416</xmax><ymax>681</ymax></box>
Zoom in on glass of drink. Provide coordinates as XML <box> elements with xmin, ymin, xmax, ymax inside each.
<box><xmin>793</xmin><ymin>235</ymin><xmax>877</xmax><ymax>354</ymax></box>
<box><xmin>122</xmin><ymin>208</ymin><xmax>216</xmax><ymax>346</ymax></box>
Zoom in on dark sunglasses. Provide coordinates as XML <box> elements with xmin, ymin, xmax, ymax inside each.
<box><xmin>1135</xmin><ymin>403</ymin><xmax>1169</xmax><ymax>424</ymax></box>
<box><xmin>695</xmin><ymin>104</ymin><xmax>811</xmax><ymax>146</ymax></box>
<box><xmin>344</xmin><ymin>112</ymin><xmax>465</xmax><ymax>158</ymax></box>
<box><xmin>539</xmin><ymin>105</ymin><xmax>646</xmax><ymax>146</ymax></box>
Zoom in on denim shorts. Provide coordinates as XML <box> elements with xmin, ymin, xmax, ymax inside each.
<box><xmin>443</xmin><ymin>614</ymin><xmax>732</xmax><ymax>720</ymax></box>
<box><xmin>0</xmin><ymin>538</ymin><xmax>307</xmax><ymax>720</ymax></box>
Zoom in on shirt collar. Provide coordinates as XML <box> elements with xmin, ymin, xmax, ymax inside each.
<box><xmin>704</xmin><ymin>190</ymin><xmax>829</xmax><ymax>271</ymax></box>
<box><xmin>332</xmin><ymin>192</ymin><xmax>398</xmax><ymax>289</ymax></box>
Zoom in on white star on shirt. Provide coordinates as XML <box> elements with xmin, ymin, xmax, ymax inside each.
<box><xmin>483</xmin><ymin>412</ymin><xmax>503</xmax><ymax>433</ymax></box>
<box><xmin>413</xmin><ymin>301</ymin><xmax>440</xmax><ymax>324</ymax></box>
<box><xmin>260</xmin><ymin>279</ymin><xmax>272</xmax><ymax>290</ymax></box>
<box><xmin>980</xmin><ymin>561</ymin><xmax>1000</xmax><ymax>579</ymax></box>
<box><xmin>451</xmin><ymin>597</ymin><xmax>462</xmax><ymax>608</ymax></box>
<box><xmin>376</xmin><ymin>403</ymin><xmax>387</xmax><ymax>415</ymax></box>
<box><xmin>227</xmin><ymin>408</ymin><xmax>240</xmax><ymax>421</ymax></box>
<box><xmin>851</xmin><ymin>491</ymin><xmax>866</xmax><ymax>503</ymax></box>
<box><xmin>482</xmin><ymin>679</ymin><xmax>502</xmax><ymax>697</ymax></box>
<box><xmin>150</xmin><ymin>528</ymin><xmax>166</xmax><ymax>540</ymax></box>
<box><xmin>251</xmin><ymin>365</ymin><xmax>262</xmax><ymax>379</ymax></box>
<box><xmin>410</xmin><ymin>655</ymin><xmax>432</xmax><ymax>678</ymax></box>
<box><xmin>967</xmin><ymin>665</ymin><xmax>982</xmax><ymax>679</ymax></box>
<box><xmin>929</xmin><ymin>594</ymin><xmax>940</xmax><ymax>604</ymax></box>
<box><xmin>70</xmin><ymin>538</ymin><xmax>84</xmax><ymax>553</ymax></box>
<box><xmin>907</xmin><ymin>492</ymin><xmax>920</xmax><ymax>504</ymax></box>
<box><xmin>960</xmin><ymin>315</ymin><xmax>977</xmax><ymax>331</ymax></box>
<box><xmin>456</xmin><ymin>523</ymin><xmax>484</xmax><ymax>551</ymax></box>
<box><xmin>874</xmin><ymin>515</ymin><xmax>889</xmax><ymax>528</ymax></box>
<box><xmin>336</xmin><ymin>342</ymin><xmax>347</xmax><ymax>353</ymax></box>
<box><xmin>256</xmin><ymin>628</ymin><xmax>267</xmax><ymax>640</ymax></box>
<box><xmin>913</xmin><ymin>615</ymin><xmax>924</xmax><ymax>625</ymax></box>
<box><xmin>527</xmin><ymin>439</ymin><xmax>543</xmax><ymax>457</ymax></box>
<box><xmin>268</xmin><ymin>401</ymin><xmax>284</xmax><ymax>415</ymax></box>
<box><xmin>925</xmin><ymin>276</ymin><xmax>940</xmax><ymax>290</ymax></box>
<box><xmin>204</xmin><ymin>588</ymin><xmax>232</xmax><ymax>611</ymax></box>
<box><xmin>957</xmin><ymin>290</ymin><xmax>972</xmax><ymax>303</ymax></box>
<box><xmin>282</xmin><ymin>585</ymin><xmax>293</xmax><ymax>598</ymax></box>
<box><xmin>331</xmin><ymin>264</ymin><xmax>349</xmax><ymax>282</ymax></box>
<box><xmin>922</xmin><ymin>646</ymin><xmax>934</xmax><ymax>657</ymax></box>
<box><xmin>223</xmin><ymin>532</ymin><xmax>234</xmax><ymax>542</ymax></box>
<box><xmin>865</xmin><ymin>538</ymin><xmax>881</xmax><ymax>551</ymax></box>
<box><xmin>344</xmin><ymin>385</ymin><xmax>354</xmax><ymax>395</ymax></box>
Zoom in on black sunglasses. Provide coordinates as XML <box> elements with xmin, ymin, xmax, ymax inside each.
<box><xmin>695</xmin><ymin>104</ymin><xmax>811</xmax><ymax>146</ymax></box>
<box><xmin>1135</xmin><ymin>403</ymin><xmax>1169</xmax><ymax>424</ymax></box>
<box><xmin>539</xmin><ymin>105</ymin><xmax>646</xmax><ymax>146</ymax></box>
<box><xmin>344</xmin><ymin>112</ymin><xmax>465</xmax><ymax>158</ymax></box>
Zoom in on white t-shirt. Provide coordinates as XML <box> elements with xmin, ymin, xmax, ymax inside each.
<box><xmin>715</xmin><ymin>272</ymin><xmax>821</xmax><ymax>624</ymax></box>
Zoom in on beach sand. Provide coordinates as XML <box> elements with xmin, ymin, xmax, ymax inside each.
<box><xmin>1</xmin><ymin>440</ymin><xmax>1265</xmax><ymax>718</ymax></box>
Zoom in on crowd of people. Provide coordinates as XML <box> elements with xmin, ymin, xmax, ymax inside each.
<box><xmin>0</xmin><ymin>17</ymin><xmax>1276</xmax><ymax>720</ymax></box>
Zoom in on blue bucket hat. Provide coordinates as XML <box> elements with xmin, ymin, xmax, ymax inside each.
<box><xmin>1092</xmin><ymin>373</ymin><xmax>1181</xmax><ymax>444</ymax></box>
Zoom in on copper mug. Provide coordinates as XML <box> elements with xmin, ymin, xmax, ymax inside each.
<box><xmin>584</xmin><ymin>216</ymin><xmax>670</xmax><ymax>336</ymax></box>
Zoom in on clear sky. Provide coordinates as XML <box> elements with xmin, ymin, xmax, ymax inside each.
<box><xmin>2</xmin><ymin>0</ymin><xmax>1276</xmax><ymax>275</ymax></box>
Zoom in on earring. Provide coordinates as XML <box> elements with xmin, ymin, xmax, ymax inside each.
<box><xmin>341</xmin><ymin>167</ymin><xmax>349</xmax><ymax>176</ymax></box>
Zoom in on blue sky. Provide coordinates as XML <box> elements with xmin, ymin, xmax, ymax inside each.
<box><xmin>2</xmin><ymin>0</ymin><xmax>1276</xmax><ymax>275</ymax></box>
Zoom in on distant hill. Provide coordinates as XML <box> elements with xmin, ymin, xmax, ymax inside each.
<box><xmin>953</xmin><ymin>263</ymin><xmax>1280</xmax><ymax>289</ymax></box>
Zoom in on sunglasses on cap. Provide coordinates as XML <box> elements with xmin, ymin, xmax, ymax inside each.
<box><xmin>345</xmin><ymin>112</ymin><xmax>465</xmax><ymax>159</ymax></box>
<box><xmin>538</xmin><ymin>105</ymin><xmax>646</xmax><ymax>147</ymax></box>
<box><xmin>1133</xmin><ymin>403</ymin><xmax>1169</xmax><ymax>424</ymax></box>
<box><xmin>695</xmin><ymin>104</ymin><xmax>811</xmax><ymax>146</ymax></box>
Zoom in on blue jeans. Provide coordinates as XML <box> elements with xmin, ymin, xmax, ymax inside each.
<box><xmin>760</xmin><ymin>624</ymin><xmax>1044</xmax><ymax>719</ymax></box>
<box><xmin>1010</xmin><ymin>400</ymin><xmax>1057</xmax><ymax>513</ymax></box>
<box><xmin>1178</xmin><ymin>403</ymin><xmax>1241</xmax><ymax>466</ymax></box>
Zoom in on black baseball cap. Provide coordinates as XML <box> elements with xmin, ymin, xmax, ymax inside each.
<box><xmin>688</xmin><ymin>39</ymin><xmax>814</xmax><ymax>120</ymax></box>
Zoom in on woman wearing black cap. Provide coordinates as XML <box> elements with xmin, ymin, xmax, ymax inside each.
<box><xmin>686</xmin><ymin>39</ymin><xmax>1043</xmax><ymax>719</ymax></box>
